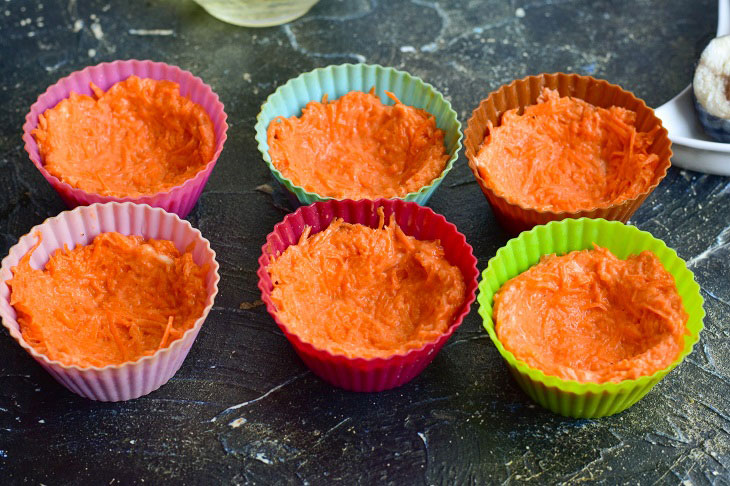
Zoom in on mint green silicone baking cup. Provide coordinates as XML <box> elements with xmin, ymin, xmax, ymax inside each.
<box><xmin>254</xmin><ymin>63</ymin><xmax>462</xmax><ymax>205</ymax></box>
<box><xmin>477</xmin><ymin>218</ymin><xmax>705</xmax><ymax>418</ymax></box>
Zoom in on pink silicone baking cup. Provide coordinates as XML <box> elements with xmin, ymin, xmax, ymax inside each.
<box><xmin>22</xmin><ymin>60</ymin><xmax>228</xmax><ymax>218</ymax></box>
<box><xmin>0</xmin><ymin>202</ymin><xmax>220</xmax><ymax>401</ymax></box>
<box><xmin>257</xmin><ymin>199</ymin><xmax>479</xmax><ymax>392</ymax></box>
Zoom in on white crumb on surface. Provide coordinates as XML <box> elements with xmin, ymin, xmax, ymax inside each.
<box><xmin>229</xmin><ymin>418</ymin><xmax>247</xmax><ymax>428</ymax></box>
<box><xmin>421</xmin><ymin>42</ymin><xmax>437</xmax><ymax>52</ymax></box>
<box><xmin>91</xmin><ymin>22</ymin><xmax>103</xmax><ymax>39</ymax></box>
<box><xmin>255</xmin><ymin>452</ymin><xmax>272</xmax><ymax>465</ymax></box>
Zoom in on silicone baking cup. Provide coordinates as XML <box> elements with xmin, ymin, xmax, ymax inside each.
<box><xmin>22</xmin><ymin>60</ymin><xmax>228</xmax><ymax>218</ymax></box>
<box><xmin>464</xmin><ymin>73</ymin><xmax>672</xmax><ymax>235</ymax></box>
<box><xmin>0</xmin><ymin>202</ymin><xmax>220</xmax><ymax>401</ymax></box>
<box><xmin>257</xmin><ymin>199</ymin><xmax>478</xmax><ymax>392</ymax></box>
<box><xmin>478</xmin><ymin>218</ymin><xmax>704</xmax><ymax>418</ymax></box>
<box><xmin>255</xmin><ymin>63</ymin><xmax>462</xmax><ymax>205</ymax></box>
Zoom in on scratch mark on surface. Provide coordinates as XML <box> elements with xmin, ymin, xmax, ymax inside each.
<box><xmin>704</xmin><ymin>288</ymin><xmax>730</xmax><ymax>308</ymax></box>
<box><xmin>447</xmin><ymin>17</ymin><xmax>514</xmax><ymax>47</ymax></box>
<box><xmin>651</xmin><ymin>450</ymin><xmax>690</xmax><ymax>485</ymax></box>
<box><xmin>686</xmin><ymin>226</ymin><xmax>730</xmax><ymax>267</ymax></box>
<box><xmin>44</xmin><ymin>59</ymin><xmax>69</xmax><ymax>73</ymax></box>
<box><xmin>411</xmin><ymin>0</ymin><xmax>449</xmax><ymax>48</ymax></box>
<box><xmin>719</xmin><ymin>181</ymin><xmax>730</xmax><ymax>196</ymax></box>
<box><xmin>444</xmin><ymin>334</ymin><xmax>489</xmax><ymax>348</ymax></box>
<box><xmin>701</xmin><ymin>341</ymin><xmax>717</xmax><ymax>369</ymax></box>
<box><xmin>298</xmin><ymin>0</ymin><xmax>377</xmax><ymax>22</ymax></box>
<box><xmin>310</xmin><ymin>417</ymin><xmax>351</xmax><ymax>449</ymax></box>
<box><xmin>697</xmin><ymin>400</ymin><xmax>730</xmax><ymax>429</ymax></box>
<box><xmin>239</xmin><ymin>300</ymin><xmax>264</xmax><ymax>310</ymax></box>
<box><xmin>448</xmin><ymin>178</ymin><xmax>477</xmax><ymax>188</ymax></box>
<box><xmin>559</xmin><ymin>429</ymin><xmax>625</xmax><ymax>484</ymax></box>
<box><xmin>686</xmin><ymin>359</ymin><xmax>730</xmax><ymax>387</ymax></box>
<box><xmin>128</xmin><ymin>28</ymin><xmax>174</xmax><ymax>36</ymax></box>
<box><xmin>210</xmin><ymin>371</ymin><xmax>309</xmax><ymax>422</ymax></box>
<box><xmin>282</xmin><ymin>24</ymin><xmax>366</xmax><ymax>62</ymax></box>
<box><xmin>407</xmin><ymin>396</ymin><xmax>451</xmax><ymax>409</ymax></box>
<box><xmin>418</xmin><ymin>431</ymin><xmax>430</xmax><ymax>480</ymax></box>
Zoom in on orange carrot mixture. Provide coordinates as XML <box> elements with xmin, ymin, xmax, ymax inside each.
<box><xmin>475</xmin><ymin>88</ymin><xmax>660</xmax><ymax>212</ymax></box>
<box><xmin>32</xmin><ymin>76</ymin><xmax>216</xmax><ymax>197</ymax></box>
<box><xmin>267</xmin><ymin>210</ymin><xmax>466</xmax><ymax>358</ymax></box>
<box><xmin>267</xmin><ymin>90</ymin><xmax>449</xmax><ymax>199</ymax></box>
<box><xmin>494</xmin><ymin>246</ymin><xmax>688</xmax><ymax>383</ymax></box>
<box><xmin>7</xmin><ymin>232</ymin><xmax>209</xmax><ymax>367</ymax></box>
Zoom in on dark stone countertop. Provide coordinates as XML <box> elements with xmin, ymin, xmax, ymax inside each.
<box><xmin>0</xmin><ymin>0</ymin><xmax>728</xmax><ymax>484</ymax></box>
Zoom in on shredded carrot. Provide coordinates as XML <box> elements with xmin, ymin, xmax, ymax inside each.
<box><xmin>158</xmin><ymin>316</ymin><xmax>175</xmax><ymax>351</ymax></box>
<box><xmin>267</xmin><ymin>89</ymin><xmax>449</xmax><ymax>199</ymax></box>
<box><xmin>7</xmin><ymin>232</ymin><xmax>209</xmax><ymax>367</ymax></box>
<box><xmin>493</xmin><ymin>245</ymin><xmax>688</xmax><ymax>383</ymax></box>
<box><xmin>267</xmin><ymin>209</ymin><xmax>466</xmax><ymax>359</ymax></box>
<box><xmin>32</xmin><ymin>76</ymin><xmax>216</xmax><ymax>198</ymax></box>
<box><xmin>475</xmin><ymin>88</ymin><xmax>660</xmax><ymax>212</ymax></box>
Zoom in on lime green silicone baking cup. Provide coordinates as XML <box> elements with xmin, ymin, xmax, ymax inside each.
<box><xmin>477</xmin><ymin>218</ymin><xmax>705</xmax><ymax>418</ymax></box>
<box><xmin>254</xmin><ymin>63</ymin><xmax>462</xmax><ymax>205</ymax></box>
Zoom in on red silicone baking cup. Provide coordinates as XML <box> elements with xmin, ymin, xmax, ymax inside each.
<box><xmin>0</xmin><ymin>202</ymin><xmax>220</xmax><ymax>401</ymax></box>
<box><xmin>22</xmin><ymin>60</ymin><xmax>228</xmax><ymax>218</ymax></box>
<box><xmin>257</xmin><ymin>199</ymin><xmax>479</xmax><ymax>392</ymax></box>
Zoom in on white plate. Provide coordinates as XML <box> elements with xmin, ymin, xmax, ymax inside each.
<box><xmin>654</xmin><ymin>0</ymin><xmax>730</xmax><ymax>176</ymax></box>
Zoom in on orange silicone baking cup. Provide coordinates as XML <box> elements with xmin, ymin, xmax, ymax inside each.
<box><xmin>464</xmin><ymin>73</ymin><xmax>672</xmax><ymax>235</ymax></box>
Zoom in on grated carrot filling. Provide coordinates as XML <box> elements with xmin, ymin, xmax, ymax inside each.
<box><xmin>475</xmin><ymin>88</ymin><xmax>660</xmax><ymax>212</ymax></box>
<box><xmin>7</xmin><ymin>232</ymin><xmax>209</xmax><ymax>368</ymax></box>
<box><xmin>494</xmin><ymin>246</ymin><xmax>688</xmax><ymax>384</ymax></box>
<box><xmin>267</xmin><ymin>210</ymin><xmax>466</xmax><ymax>359</ymax></box>
<box><xmin>32</xmin><ymin>76</ymin><xmax>216</xmax><ymax>198</ymax></box>
<box><xmin>266</xmin><ymin>89</ymin><xmax>449</xmax><ymax>199</ymax></box>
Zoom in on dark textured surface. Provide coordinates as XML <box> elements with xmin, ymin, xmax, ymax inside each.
<box><xmin>0</xmin><ymin>0</ymin><xmax>727</xmax><ymax>484</ymax></box>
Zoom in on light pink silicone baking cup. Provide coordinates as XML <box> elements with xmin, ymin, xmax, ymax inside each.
<box><xmin>0</xmin><ymin>202</ymin><xmax>220</xmax><ymax>401</ymax></box>
<box><xmin>21</xmin><ymin>60</ymin><xmax>228</xmax><ymax>218</ymax></box>
<box><xmin>257</xmin><ymin>199</ymin><xmax>479</xmax><ymax>392</ymax></box>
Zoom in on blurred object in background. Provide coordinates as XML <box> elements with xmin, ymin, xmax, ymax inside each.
<box><xmin>193</xmin><ymin>0</ymin><xmax>320</xmax><ymax>27</ymax></box>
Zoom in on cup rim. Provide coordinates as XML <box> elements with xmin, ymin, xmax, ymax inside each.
<box><xmin>257</xmin><ymin>198</ymin><xmax>479</xmax><ymax>365</ymax></box>
<box><xmin>464</xmin><ymin>72</ymin><xmax>673</xmax><ymax>219</ymax></box>
<box><xmin>0</xmin><ymin>202</ymin><xmax>221</xmax><ymax>372</ymax></box>
<box><xmin>477</xmin><ymin>217</ymin><xmax>705</xmax><ymax>394</ymax></box>
<box><xmin>21</xmin><ymin>59</ymin><xmax>229</xmax><ymax>204</ymax></box>
<box><xmin>254</xmin><ymin>63</ymin><xmax>463</xmax><ymax>203</ymax></box>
